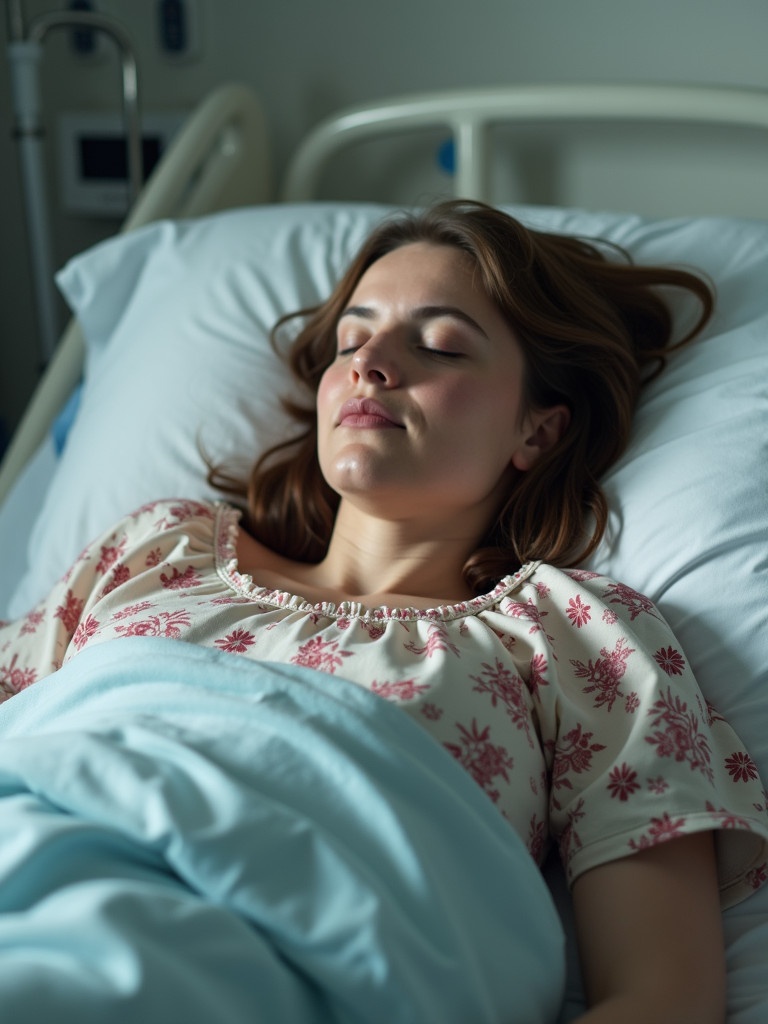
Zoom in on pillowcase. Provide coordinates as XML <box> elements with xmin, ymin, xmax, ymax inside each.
<box><xmin>5</xmin><ymin>200</ymin><xmax>768</xmax><ymax>1019</ymax></box>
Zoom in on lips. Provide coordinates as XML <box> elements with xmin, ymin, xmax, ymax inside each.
<box><xmin>337</xmin><ymin>397</ymin><xmax>403</xmax><ymax>428</ymax></box>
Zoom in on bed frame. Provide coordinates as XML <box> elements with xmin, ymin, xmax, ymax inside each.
<box><xmin>1</xmin><ymin>80</ymin><xmax>767</xmax><ymax>506</ymax></box>
<box><xmin>282</xmin><ymin>82</ymin><xmax>768</xmax><ymax>202</ymax></box>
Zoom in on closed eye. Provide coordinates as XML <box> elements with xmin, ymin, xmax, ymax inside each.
<box><xmin>337</xmin><ymin>344</ymin><xmax>465</xmax><ymax>359</ymax></box>
<box><xmin>421</xmin><ymin>347</ymin><xmax>464</xmax><ymax>359</ymax></box>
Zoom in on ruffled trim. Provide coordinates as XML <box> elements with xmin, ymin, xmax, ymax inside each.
<box><xmin>213</xmin><ymin>503</ymin><xmax>538</xmax><ymax>623</ymax></box>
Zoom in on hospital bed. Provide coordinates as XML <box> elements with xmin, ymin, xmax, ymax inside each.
<box><xmin>0</xmin><ymin>81</ymin><xmax>767</xmax><ymax>1022</ymax></box>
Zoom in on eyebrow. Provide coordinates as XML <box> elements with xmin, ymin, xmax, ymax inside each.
<box><xmin>339</xmin><ymin>304</ymin><xmax>489</xmax><ymax>339</ymax></box>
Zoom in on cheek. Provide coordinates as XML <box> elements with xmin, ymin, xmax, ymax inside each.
<box><xmin>316</xmin><ymin>366</ymin><xmax>347</xmax><ymax>474</ymax></box>
<box><xmin>437</xmin><ymin>378</ymin><xmax>518</xmax><ymax>431</ymax></box>
<box><xmin>439</xmin><ymin>378</ymin><xmax>525</xmax><ymax>472</ymax></box>
<box><xmin>424</xmin><ymin>376</ymin><xmax>480</xmax><ymax>413</ymax></box>
<box><xmin>316</xmin><ymin>366</ymin><xmax>341</xmax><ymax>428</ymax></box>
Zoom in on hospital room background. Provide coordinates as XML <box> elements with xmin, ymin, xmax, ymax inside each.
<box><xmin>1</xmin><ymin>0</ymin><xmax>767</xmax><ymax>452</ymax></box>
<box><xmin>1</xmin><ymin>3</ymin><xmax>768</xmax><ymax>1021</ymax></box>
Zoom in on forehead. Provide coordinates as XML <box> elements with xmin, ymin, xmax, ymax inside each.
<box><xmin>352</xmin><ymin>242</ymin><xmax>478</xmax><ymax>299</ymax></box>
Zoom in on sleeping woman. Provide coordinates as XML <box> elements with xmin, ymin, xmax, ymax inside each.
<box><xmin>2</xmin><ymin>200</ymin><xmax>768</xmax><ymax>1023</ymax></box>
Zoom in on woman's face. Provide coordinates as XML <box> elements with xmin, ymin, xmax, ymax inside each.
<box><xmin>317</xmin><ymin>242</ymin><xmax>555</xmax><ymax>527</ymax></box>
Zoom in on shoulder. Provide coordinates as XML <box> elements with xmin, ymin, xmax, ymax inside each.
<box><xmin>126</xmin><ymin>497</ymin><xmax>222</xmax><ymax>525</ymax></box>
<box><xmin>89</xmin><ymin>498</ymin><xmax>233</xmax><ymax>562</ymax></box>
<box><xmin>516</xmin><ymin>563</ymin><xmax>663</xmax><ymax>624</ymax></box>
<box><xmin>110</xmin><ymin>498</ymin><xmax>224</xmax><ymax>536</ymax></box>
<box><xmin>500</xmin><ymin>562</ymin><xmax>679</xmax><ymax>665</ymax></box>
<box><xmin>66</xmin><ymin>498</ymin><xmax>238</xmax><ymax>606</ymax></box>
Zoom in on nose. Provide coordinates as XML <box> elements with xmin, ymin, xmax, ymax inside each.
<box><xmin>350</xmin><ymin>335</ymin><xmax>402</xmax><ymax>387</ymax></box>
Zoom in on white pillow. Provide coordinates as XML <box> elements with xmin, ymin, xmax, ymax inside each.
<box><xmin>6</xmin><ymin>201</ymin><xmax>768</xmax><ymax>1019</ymax></box>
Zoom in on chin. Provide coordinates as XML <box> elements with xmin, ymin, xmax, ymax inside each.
<box><xmin>321</xmin><ymin>447</ymin><xmax>398</xmax><ymax>494</ymax></box>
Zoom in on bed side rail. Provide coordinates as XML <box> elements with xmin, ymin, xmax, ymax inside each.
<box><xmin>0</xmin><ymin>82</ymin><xmax>269</xmax><ymax>508</ymax></box>
<box><xmin>282</xmin><ymin>83</ymin><xmax>768</xmax><ymax>203</ymax></box>
<box><xmin>124</xmin><ymin>82</ymin><xmax>270</xmax><ymax>230</ymax></box>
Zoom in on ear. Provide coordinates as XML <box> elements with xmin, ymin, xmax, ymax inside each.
<box><xmin>510</xmin><ymin>404</ymin><xmax>571</xmax><ymax>472</ymax></box>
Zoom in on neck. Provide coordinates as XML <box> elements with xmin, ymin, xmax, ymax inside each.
<box><xmin>307</xmin><ymin>500</ymin><xmax>483</xmax><ymax>603</ymax></box>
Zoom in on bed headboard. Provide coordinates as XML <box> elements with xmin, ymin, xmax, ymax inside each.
<box><xmin>281</xmin><ymin>83</ymin><xmax>768</xmax><ymax>205</ymax></box>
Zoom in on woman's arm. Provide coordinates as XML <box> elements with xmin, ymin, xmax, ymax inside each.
<box><xmin>571</xmin><ymin>832</ymin><xmax>726</xmax><ymax>1024</ymax></box>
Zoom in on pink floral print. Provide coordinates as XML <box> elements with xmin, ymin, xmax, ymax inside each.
<box><xmin>96</xmin><ymin>538</ymin><xmax>127</xmax><ymax>574</ymax></box>
<box><xmin>629</xmin><ymin>812</ymin><xmax>687</xmax><ymax>850</ymax></box>
<box><xmin>159</xmin><ymin>566</ymin><xmax>202</xmax><ymax>590</ymax></box>
<box><xmin>471</xmin><ymin>658</ymin><xmax>534</xmax><ymax>748</ymax></box>
<box><xmin>645</xmin><ymin>688</ymin><xmax>713</xmax><ymax>782</ymax></box>
<box><xmin>115</xmin><ymin>610</ymin><xmax>192</xmax><ymax>639</ymax></box>
<box><xmin>72</xmin><ymin>614</ymin><xmax>100</xmax><ymax>650</ymax></box>
<box><xmin>370</xmin><ymin>678</ymin><xmax>430</xmax><ymax>701</ymax></box>
<box><xmin>290</xmin><ymin>636</ymin><xmax>353</xmax><ymax>673</ymax></box>
<box><xmin>571</xmin><ymin>636</ymin><xmax>635</xmax><ymax>713</ymax></box>
<box><xmin>725</xmin><ymin>752</ymin><xmax>760</xmax><ymax>783</ymax></box>
<box><xmin>607</xmin><ymin>763</ymin><xmax>641</xmax><ymax>801</ymax></box>
<box><xmin>551</xmin><ymin>723</ymin><xmax>607</xmax><ymax>802</ymax></box>
<box><xmin>54</xmin><ymin>589</ymin><xmax>84</xmax><ymax>634</ymax></box>
<box><xmin>654</xmin><ymin>646</ymin><xmax>687</xmax><ymax>676</ymax></box>
<box><xmin>444</xmin><ymin>718</ymin><xmax>514</xmax><ymax>803</ymax></box>
<box><xmin>404</xmin><ymin>623</ymin><xmax>460</xmax><ymax>658</ymax></box>
<box><xmin>215</xmin><ymin>628</ymin><xmax>257</xmax><ymax>653</ymax></box>
<box><xmin>566</xmin><ymin>595</ymin><xmax>591</xmax><ymax>628</ymax></box>
<box><xmin>1</xmin><ymin>653</ymin><xmax>37</xmax><ymax>695</ymax></box>
<box><xmin>603</xmin><ymin>581</ymin><xmax>661</xmax><ymax>622</ymax></box>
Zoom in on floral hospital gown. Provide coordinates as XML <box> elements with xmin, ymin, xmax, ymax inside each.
<box><xmin>2</xmin><ymin>498</ymin><xmax>767</xmax><ymax>908</ymax></box>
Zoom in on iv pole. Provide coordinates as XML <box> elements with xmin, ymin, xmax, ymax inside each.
<box><xmin>4</xmin><ymin>0</ymin><xmax>142</xmax><ymax>364</ymax></box>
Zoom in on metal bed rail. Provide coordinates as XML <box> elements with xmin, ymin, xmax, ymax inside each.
<box><xmin>282</xmin><ymin>83</ymin><xmax>768</xmax><ymax>203</ymax></box>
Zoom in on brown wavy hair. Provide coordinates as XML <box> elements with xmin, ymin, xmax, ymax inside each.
<box><xmin>209</xmin><ymin>200</ymin><xmax>714</xmax><ymax>593</ymax></box>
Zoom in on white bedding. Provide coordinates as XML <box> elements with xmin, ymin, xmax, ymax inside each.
<box><xmin>1</xmin><ymin>201</ymin><xmax>767</xmax><ymax>1021</ymax></box>
<box><xmin>0</xmin><ymin>637</ymin><xmax>564</xmax><ymax>1023</ymax></box>
<box><xmin>0</xmin><ymin>434</ymin><xmax>57</xmax><ymax>617</ymax></box>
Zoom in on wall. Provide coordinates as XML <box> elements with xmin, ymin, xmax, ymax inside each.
<box><xmin>1</xmin><ymin>0</ymin><xmax>767</xmax><ymax>440</ymax></box>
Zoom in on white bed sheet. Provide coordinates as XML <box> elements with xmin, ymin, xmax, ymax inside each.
<box><xmin>0</xmin><ymin>434</ymin><xmax>57</xmax><ymax>620</ymax></box>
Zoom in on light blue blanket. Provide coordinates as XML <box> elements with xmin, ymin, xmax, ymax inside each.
<box><xmin>0</xmin><ymin>637</ymin><xmax>565</xmax><ymax>1023</ymax></box>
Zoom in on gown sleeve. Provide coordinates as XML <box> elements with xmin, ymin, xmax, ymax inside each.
<box><xmin>516</xmin><ymin>565</ymin><xmax>768</xmax><ymax>910</ymax></box>
<box><xmin>0</xmin><ymin>499</ymin><xmax>215</xmax><ymax>703</ymax></box>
